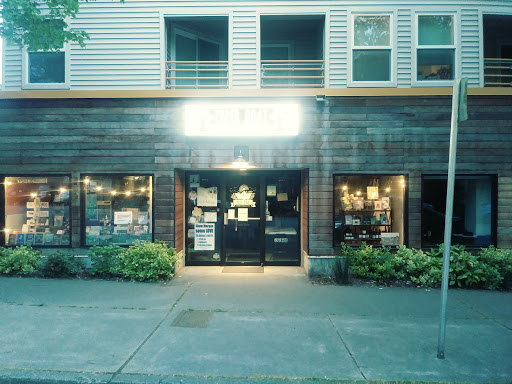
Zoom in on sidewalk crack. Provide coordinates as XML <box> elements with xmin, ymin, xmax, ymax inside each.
<box><xmin>107</xmin><ymin>282</ymin><xmax>193</xmax><ymax>383</ymax></box>
<box><xmin>327</xmin><ymin>314</ymin><xmax>367</xmax><ymax>381</ymax></box>
<box><xmin>453</xmin><ymin>295</ymin><xmax>512</xmax><ymax>331</ymax></box>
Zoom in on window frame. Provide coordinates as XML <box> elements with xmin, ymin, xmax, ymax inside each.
<box><xmin>333</xmin><ymin>173</ymin><xmax>408</xmax><ymax>248</ymax></box>
<box><xmin>420</xmin><ymin>174</ymin><xmax>497</xmax><ymax>249</ymax></box>
<box><xmin>1</xmin><ymin>174</ymin><xmax>73</xmax><ymax>247</ymax></box>
<box><xmin>348</xmin><ymin>11</ymin><xmax>396</xmax><ymax>87</ymax></box>
<box><xmin>22</xmin><ymin>44</ymin><xmax>70</xmax><ymax>90</ymax></box>
<box><xmin>413</xmin><ymin>12</ymin><xmax>459</xmax><ymax>87</ymax></box>
<box><xmin>80</xmin><ymin>173</ymin><xmax>155</xmax><ymax>247</ymax></box>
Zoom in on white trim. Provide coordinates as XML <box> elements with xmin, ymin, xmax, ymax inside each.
<box><xmin>22</xmin><ymin>45</ymin><xmax>70</xmax><ymax>90</ymax></box>
<box><xmin>256</xmin><ymin>10</ymin><xmax>261</xmax><ymax>88</ymax></box>
<box><xmin>228</xmin><ymin>11</ymin><xmax>234</xmax><ymax>89</ymax></box>
<box><xmin>348</xmin><ymin>11</ymin><xmax>396</xmax><ymax>87</ymax></box>
<box><xmin>478</xmin><ymin>9</ymin><xmax>485</xmax><ymax>88</ymax></box>
<box><xmin>324</xmin><ymin>10</ymin><xmax>330</xmax><ymax>89</ymax></box>
<box><xmin>412</xmin><ymin>11</ymin><xmax>459</xmax><ymax>87</ymax></box>
<box><xmin>1</xmin><ymin>38</ymin><xmax>5</xmax><ymax>89</ymax></box>
<box><xmin>160</xmin><ymin>12</ymin><xmax>166</xmax><ymax>90</ymax></box>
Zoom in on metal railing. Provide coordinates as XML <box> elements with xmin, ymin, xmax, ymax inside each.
<box><xmin>166</xmin><ymin>61</ymin><xmax>229</xmax><ymax>89</ymax></box>
<box><xmin>261</xmin><ymin>60</ymin><xmax>324</xmax><ymax>88</ymax></box>
<box><xmin>484</xmin><ymin>58</ymin><xmax>512</xmax><ymax>87</ymax></box>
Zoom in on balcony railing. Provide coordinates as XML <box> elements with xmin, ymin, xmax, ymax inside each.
<box><xmin>166</xmin><ymin>61</ymin><xmax>229</xmax><ymax>89</ymax></box>
<box><xmin>484</xmin><ymin>58</ymin><xmax>512</xmax><ymax>87</ymax></box>
<box><xmin>261</xmin><ymin>60</ymin><xmax>324</xmax><ymax>88</ymax></box>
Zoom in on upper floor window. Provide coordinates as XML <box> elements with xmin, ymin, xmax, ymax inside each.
<box><xmin>165</xmin><ymin>17</ymin><xmax>228</xmax><ymax>89</ymax></box>
<box><xmin>260</xmin><ymin>15</ymin><xmax>325</xmax><ymax>88</ymax></box>
<box><xmin>351</xmin><ymin>14</ymin><xmax>393</xmax><ymax>84</ymax></box>
<box><xmin>416</xmin><ymin>15</ymin><xmax>455</xmax><ymax>82</ymax></box>
<box><xmin>23</xmin><ymin>20</ymin><xmax>68</xmax><ymax>89</ymax></box>
<box><xmin>483</xmin><ymin>14</ymin><xmax>512</xmax><ymax>87</ymax></box>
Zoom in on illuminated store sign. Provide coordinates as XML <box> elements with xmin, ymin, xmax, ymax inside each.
<box><xmin>184</xmin><ymin>103</ymin><xmax>300</xmax><ymax>136</ymax></box>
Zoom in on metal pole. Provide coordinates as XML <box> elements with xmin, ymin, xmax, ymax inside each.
<box><xmin>437</xmin><ymin>79</ymin><xmax>461</xmax><ymax>359</ymax></box>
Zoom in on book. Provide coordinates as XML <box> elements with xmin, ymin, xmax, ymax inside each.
<box><xmin>44</xmin><ymin>234</ymin><xmax>54</xmax><ymax>245</ymax></box>
<box><xmin>34</xmin><ymin>233</ymin><xmax>45</xmax><ymax>245</ymax></box>
<box><xmin>8</xmin><ymin>234</ymin><xmax>16</xmax><ymax>245</ymax></box>
<box><xmin>26</xmin><ymin>233</ymin><xmax>35</xmax><ymax>245</ymax></box>
<box><xmin>380</xmin><ymin>213</ymin><xmax>389</xmax><ymax>225</ymax></box>
<box><xmin>16</xmin><ymin>233</ymin><xmax>25</xmax><ymax>246</ymax></box>
<box><xmin>52</xmin><ymin>235</ymin><xmax>61</xmax><ymax>245</ymax></box>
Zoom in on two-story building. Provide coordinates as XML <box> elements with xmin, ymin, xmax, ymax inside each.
<box><xmin>1</xmin><ymin>0</ymin><xmax>511</xmax><ymax>272</ymax></box>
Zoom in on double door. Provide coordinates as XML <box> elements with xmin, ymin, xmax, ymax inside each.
<box><xmin>185</xmin><ymin>171</ymin><xmax>300</xmax><ymax>266</ymax></box>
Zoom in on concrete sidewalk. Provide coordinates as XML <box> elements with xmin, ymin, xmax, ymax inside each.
<box><xmin>0</xmin><ymin>267</ymin><xmax>511</xmax><ymax>384</ymax></box>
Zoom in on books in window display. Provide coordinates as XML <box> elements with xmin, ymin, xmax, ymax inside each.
<box><xmin>34</xmin><ymin>233</ymin><xmax>45</xmax><ymax>245</ymax></box>
<box><xmin>26</xmin><ymin>234</ymin><xmax>35</xmax><ymax>245</ymax></box>
<box><xmin>16</xmin><ymin>233</ymin><xmax>25</xmax><ymax>246</ymax></box>
<box><xmin>61</xmin><ymin>233</ymin><xmax>70</xmax><ymax>245</ymax></box>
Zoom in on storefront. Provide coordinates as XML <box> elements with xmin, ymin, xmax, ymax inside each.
<box><xmin>184</xmin><ymin>170</ymin><xmax>301</xmax><ymax>266</ymax></box>
<box><xmin>0</xmin><ymin>93</ymin><xmax>511</xmax><ymax>273</ymax></box>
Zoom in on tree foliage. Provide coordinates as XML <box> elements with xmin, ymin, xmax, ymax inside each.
<box><xmin>0</xmin><ymin>0</ymin><xmax>91</xmax><ymax>51</ymax></box>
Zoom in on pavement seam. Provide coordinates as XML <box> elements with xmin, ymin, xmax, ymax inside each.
<box><xmin>453</xmin><ymin>295</ymin><xmax>512</xmax><ymax>331</ymax></box>
<box><xmin>106</xmin><ymin>282</ymin><xmax>193</xmax><ymax>384</ymax></box>
<box><xmin>326</xmin><ymin>314</ymin><xmax>367</xmax><ymax>381</ymax></box>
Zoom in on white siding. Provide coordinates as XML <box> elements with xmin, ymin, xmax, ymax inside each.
<box><xmin>69</xmin><ymin>7</ymin><xmax>161</xmax><ymax>89</ymax></box>
<box><xmin>461</xmin><ymin>9</ymin><xmax>481</xmax><ymax>87</ymax></box>
<box><xmin>397</xmin><ymin>9</ymin><xmax>412</xmax><ymax>87</ymax></box>
<box><xmin>328</xmin><ymin>9</ymin><xmax>348</xmax><ymax>88</ymax></box>
<box><xmin>231</xmin><ymin>10</ymin><xmax>258</xmax><ymax>88</ymax></box>
<box><xmin>3</xmin><ymin>46</ymin><xmax>22</xmax><ymax>90</ymax></box>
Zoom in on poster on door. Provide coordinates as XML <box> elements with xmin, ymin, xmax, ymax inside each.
<box><xmin>194</xmin><ymin>223</ymin><xmax>215</xmax><ymax>250</ymax></box>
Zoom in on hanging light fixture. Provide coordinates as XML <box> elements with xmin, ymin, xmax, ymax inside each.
<box><xmin>231</xmin><ymin>145</ymin><xmax>251</xmax><ymax>171</ymax></box>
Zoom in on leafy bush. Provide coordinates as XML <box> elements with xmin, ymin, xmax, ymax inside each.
<box><xmin>0</xmin><ymin>246</ymin><xmax>41</xmax><ymax>275</ymax></box>
<box><xmin>116</xmin><ymin>241</ymin><xmax>177</xmax><ymax>282</ymax></box>
<box><xmin>40</xmin><ymin>251</ymin><xmax>84</xmax><ymax>278</ymax></box>
<box><xmin>447</xmin><ymin>244</ymin><xmax>502</xmax><ymax>289</ymax></box>
<box><xmin>349</xmin><ymin>243</ymin><xmax>396</xmax><ymax>281</ymax></box>
<box><xmin>478</xmin><ymin>246</ymin><xmax>512</xmax><ymax>289</ymax></box>
<box><xmin>345</xmin><ymin>242</ymin><xmax>509</xmax><ymax>290</ymax></box>
<box><xmin>88</xmin><ymin>244</ymin><xmax>122</xmax><ymax>277</ymax></box>
<box><xmin>335</xmin><ymin>243</ymin><xmax>355</xmax><ymax>284</ymax></box>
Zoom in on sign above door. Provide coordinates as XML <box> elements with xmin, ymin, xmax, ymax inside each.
<box><xmin>184</xmin><ymin>103</ymin><xmax>300</xmax><ymax>137</ymax></box>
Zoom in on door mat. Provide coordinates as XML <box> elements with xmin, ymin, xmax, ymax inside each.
<box><xmin>222</xmin><ymin>266</ymin><xmax>264</xmax><ymax>273</ymax></box>
<box><xmin>171</xmin><ymin>310</ymin><xmax>213</xmax><ymax>328</ymax></box>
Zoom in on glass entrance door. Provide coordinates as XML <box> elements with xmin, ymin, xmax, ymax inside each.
<box><xmin>224</xmin><ymin>174</ymin><xmax>263</xmax><ymax>265</ymax></box>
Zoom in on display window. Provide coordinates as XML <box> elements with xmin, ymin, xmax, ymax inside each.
<box><xmin>422</xmin><ymin>175</ymin><xmax>496</xmax><ymax>248</ymax></box>
<box><xmin>82</xmin><ymin>175</ymin><xmax>153</xmax><ymax>246</ymax></box>
<box><xmin>2</xmin><ymin>175</ymin><xmax>71</xmax><ymax>246</ymax></box>
<box><xmin>334</xmin><ymin>174</ymin><xmax>407</xmax><ymax>247</ymax></box>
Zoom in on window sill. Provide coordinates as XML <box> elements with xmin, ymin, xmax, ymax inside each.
<box><xmin>412</xmin><ymin>80</ymin><xmax>454</xmax><ymax>87</ymax></box>
<box><xmin>22</xmin><ymin>83</ymin><xmax>70</xmax><ymax>90</ymax></box>
<box><xmin>348</xmin><ymin>81</ymin><xmax>397</xmax><ymax>88</ymax></box>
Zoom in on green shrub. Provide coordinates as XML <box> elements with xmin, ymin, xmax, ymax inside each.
<box><xmin>335</xmin><ymin>243</ymin><xmax>355</xmax><ymax>284</ymax></box>
<box><xmin>478</xmin><ymin>246</ymin><xmax>512</xmax><ymax>289</ymax></box>
<box><xmin>345</xmin><ymin>242</ymin><xmax>508</xmax><ymax>290</ymax></box>
<box><xmin>448</xmin><ymin>244</ymin><xmax>502</xmax><ymax>289</ymax></box>
<box><xmin>0</xmin><ymin>246</ymin><xmax>41</xmax><ymax>275</ymax></box>
<box><xmin>88</xmin><ymin>244</ymin><xmax>122</xmax><ymax>276</ymax></box>
<box><xmin>349</xmin><ymin>243</ymin><xmax>397</xmax><ymax>281</ymax></box>
<box><xmin>116</xmin><ymin>241</ymin><xmax>177</xmax><ymax>282</ymax></box>
<box><xmin>40</xmin><ymin>251</ymin><xmax>84</xmax><ymax>278</ymax></box>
